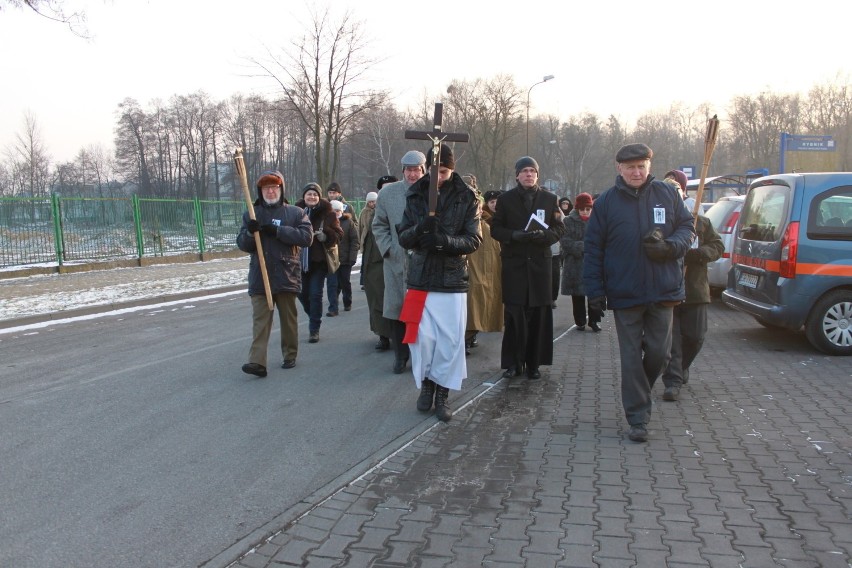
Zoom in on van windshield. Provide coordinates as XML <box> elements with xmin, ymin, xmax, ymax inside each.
<box><xmin>739</xmin><ymin>185</ymin><xmax>790</xmax><ymax>242</ymax></box>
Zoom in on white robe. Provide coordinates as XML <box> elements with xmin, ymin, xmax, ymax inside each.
<box><xmin>411</xmin><ymin>292</ymin><xmax>467</xmax><ymax>391</ymax></box>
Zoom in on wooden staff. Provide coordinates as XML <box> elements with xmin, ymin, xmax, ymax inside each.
<box><xmin>234</xmin><ymin>148</ymin><xmax>273</xmax><ymax>311</ymax></box>
<box><xmin>692</xmin><ymin>115</ymin><xmax>721</xmax><ymax>225</ymax></box>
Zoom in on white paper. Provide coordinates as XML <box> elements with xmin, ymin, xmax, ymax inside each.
<box><xmin>524</xmin><ymin>213</ymin><xmax>549</xmax><ymax>231</ymax></box>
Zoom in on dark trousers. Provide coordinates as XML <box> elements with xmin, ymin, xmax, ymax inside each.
<box><xmin>248</xmin><ymin>292</ymin><xmax>298</xmax><ymax>366</ymax></box>
<box><xmin>571</xmin><ymin>295</ymin><xmax>602</xmax><ymax>326</ymax></box>
<box><xmin>551</xmin><ymin>256</ymin><xmax>560</xmax><ymax>303</ymax></box>
<box><xmin>500</xmin><ymin>303</ymin><xmax>554</xmax><ymax>370</ymax></box>
<box><xmin>662</xmin><ymin>303</ymin><xmax>708</xmax><ymax>387</ymax></box>
<box><xmin>298</xmin><ymin>263</ymin><xmax>328</xmax><ymax>334</ymax></box>
<box><xmin>613</xmin><ymin>304</ymin><xmax>674</xmax><ymax>427</ymax></box>
<box><xmin>336</xmin><ymin>263</ymin><xmax>353</xmax><ymax>308</ymax></box>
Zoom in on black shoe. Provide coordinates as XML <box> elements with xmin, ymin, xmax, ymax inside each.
<box><xmin>393</xmin><ymin>355</ymin><xmax>409</xmax><ymax>374</ymax></box>
<box><xmin>326</xmin><ymin>310</ymin><xmax>339</xmax><ymax>317</ymax></box>
<box><xmin>309</xmin><ymin>332</ymin><xmax>319</xmax><ymax>343</ymax></box>
<box><xmin>468</xmin><ymin>334</ymin><xmax>478</xmax><ymax>348</ymax></box>
<box><xmin>628</xmin><ymin>425</ymin><xmax>648</xmax><ymax>443</ymax></box>
<box><xmin>526</xmin><ymin>366</ymin><xmax>541</xmax><ymax>380</ymax></box>
<box><xmin>241</xmin><ymin>363</ymin><xmax>267</xmax><ymax>377</ymax></box>
<box><xmin>344</xmin><ymin>305</ymin><xmax>352</xmax><ymax>312</ymax></box>
<box><xmin>281</xmin><ymin>359</ymin><xmax>296</xmax><ymax>369</ymax></box>
<box><xmin>417</xmin><ymin>379</ymin><xmax>435</xmax><ymax>411</ymax></box>
<box><xmin>434</xmin><ymin>386</ymin><xmax>452</xmax><ymax>422</ymax></box>
<box><xmin>662</xmin><ymin>386</ymin><xmax>680</xmax><ymax>401</ymax></box>
<box><xmin>502</xmin><ymin>366</ymin><xmax>522</xmax><ymax>379</ymax></box>
<box><xmin>575</xmin><ymin>324</ymin><xmax>586</xmax><ymax>331</ymax></box>
<box><xmin>375</xmin><ymin>336</ymin><xmax>390</xmax><ymax>350</ymax></box>
<box><xmin>589</xmin><ymin>322</ymin><xmax>601</xmax><ymax>332</ymax></box>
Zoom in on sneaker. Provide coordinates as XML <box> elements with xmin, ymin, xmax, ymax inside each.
<box><xmin>281</xmin><ymin>359</ymin><xmax>296</xmax><ymax>369</ymax></box>
<box><xmin>241</xmin><ymin>363</ymin><xmax>267</xmax><ymax>377</ymax></box>
<box><xmin>628</xmin><ymin>425</ymin><xmax>648</xmax><ymax>443</ymax></box>
<box><xmin>309</xmin><ymin>332</ymin><xmax>319</xmax><ymax>343</ymax></box>
<box><xmin>663</xmin><ymin>386</ymin><xmax>680</xmax><ymax>401</ymax></box>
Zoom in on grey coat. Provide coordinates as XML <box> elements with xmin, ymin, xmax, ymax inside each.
<box><xmin>372</xmin><ymin>180</ymin><xmax>410</xmax><ymax>320</ymax></box>
<box><xmin>559</xmin><ymin>209</ymin><xmax>587</xmax><ymax>296</ymax></box>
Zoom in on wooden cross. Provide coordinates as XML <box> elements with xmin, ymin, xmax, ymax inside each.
<box><xmin>405</xmin><ymin>102</ymin><xmax>469</xmax><ymax>215</ymax></box>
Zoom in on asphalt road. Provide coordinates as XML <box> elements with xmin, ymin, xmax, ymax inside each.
<box><xmin>0</xmin><ymin>288</ymin><xmax>529</xmax><ymax>568</ymax></box>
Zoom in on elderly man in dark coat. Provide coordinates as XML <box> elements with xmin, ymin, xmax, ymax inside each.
<box><xmin>490</xmin><ymin>156</ymin><xmax>565</xmax><ymax>380</ymax></box>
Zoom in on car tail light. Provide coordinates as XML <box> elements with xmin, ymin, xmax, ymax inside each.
<box><xmin>719</xmin><ymin>211</ymin><xmax>740</xmax><ymax>234</ymax></box>
<box><xmin>780</xmin><ymin>221</ymin><xmax>799</xmax><ymax>278</ymax></box>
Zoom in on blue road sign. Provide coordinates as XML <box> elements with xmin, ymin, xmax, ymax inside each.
<box><xmin>788</xmin><ymin>135</ymin><xmax>835</xmax><ymax>152</ymax></box>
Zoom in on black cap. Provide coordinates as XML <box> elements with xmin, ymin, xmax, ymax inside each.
<box><xmin>426</xmin><ymin>143</ymin><xmax>455</xmax><ymax>170</ymax></box>
<box><xmin>615</xmin><ymin>143</ymin><xmax>653</xmax><ymax>162</ymax></box>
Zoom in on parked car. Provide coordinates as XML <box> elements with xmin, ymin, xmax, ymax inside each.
<box><xmin>703</xmin><ymin>195</ymin><xmax>745</xmax><ymax>292</ymax></box>
<box><xmin>722</xmin><ymin>173</ymin><xmax>852</xmax><ymax>355</ymax></box>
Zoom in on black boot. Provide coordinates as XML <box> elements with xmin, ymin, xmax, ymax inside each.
<box><xmin>417</xmin><ymin>379</ymin><xmax>435</xmax><ymax>411</ymax></box>
<box><xmin>434</xmin><ymin>386</ymin><xmax>452</xmax><ymax>422</ymax></box>
<box><xmin>391</xmin><ymin>320</ymin><xmax>409</xmax><ymax>374</ymax></box>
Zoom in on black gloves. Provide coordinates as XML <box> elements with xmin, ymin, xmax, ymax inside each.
<box><xmin>588</xmin><ymin>296</ymin><xmax>607</xmax><ymax>313</ymax></box>
<box><xmin>512</xmin><ymin>230</ymin><xmax>544</xmax><ymax>243</ymax></box>
<box><xmin>247</xmin><ymin>219</ymin><xmax>260</xmax><ymax>234</ymax></box>
<box><xmin>684</xmin><ymin>248</ymin><xmax>706</xmax><ymax>264</ymax></box>
<box><xmin>260</xmin><ymin>224</ymin><xmax>278</xmax><ymax>237</ymax></box>
<box><xmin>417</xmin><ymin>216</ymin><xmax>438</xmax><ymax>235</ymax></box>
<box><xmin>419</xmin><ymin>231</ymin><xmax>445</xmax><ymax>251</ymax></box>
<box><xmin>643</xmin><ymin>228</ymin><xmax>674</xmax><ymax>262</ymax></box>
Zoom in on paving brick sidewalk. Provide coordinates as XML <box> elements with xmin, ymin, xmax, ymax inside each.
<box><xmin>223</xmin><ymin>302</ymin><xmax>852</xmax><ymax>568</ymax></box>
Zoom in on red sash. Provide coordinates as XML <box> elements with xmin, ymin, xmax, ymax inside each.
<box><xmin>399</xmin><ymin>289</ymin><xmax>428</xmax><ymax>343</ymax></box>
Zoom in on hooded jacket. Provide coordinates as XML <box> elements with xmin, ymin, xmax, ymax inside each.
<box><xmin>397</xmin><ymin>172</ymin><xmax>481</xmax><ymax>292</ymax></box>
<box><xmin>236</xmin><ymin>182</ymin><xmax>313</xmax><ymax>295</ymax></box>
<box><xmin>582</xmin><ymin>175</ymin><xmax>695</xmax><ymax>309</ymax></box>
<box><xmin>294</xmin><ymin>197</ymin><xmax>343</xmax><ymax>267</ymax></box>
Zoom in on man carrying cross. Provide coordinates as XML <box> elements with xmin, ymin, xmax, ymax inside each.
<box><xmin>397</xmin><ymin>142</ymin><xmax>481</xmax><ymax>422</ymax></box>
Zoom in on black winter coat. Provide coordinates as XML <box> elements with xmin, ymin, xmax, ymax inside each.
<box><xmin>397</xmin><ymin>172</ymin><xmax>481</xmax><ymax>292</ymax></box>
<box><xmin>294</xmin><ymin>198</ymin><xmax>343</xmax><ymax>268</ymax></box>
<box><xmin>490</xmin><ymin>184</ymin><xmax>566</xmax><ymax>307</ymax></box>
<box><xmin>337</xmin><ymin>213</ymin><xmax>360</xmax><ymax>265</ymax></box>
<box><xmin>236</xmin><ymin>200</ymin><xmax>313</xmax><ymax>295</ymax></box>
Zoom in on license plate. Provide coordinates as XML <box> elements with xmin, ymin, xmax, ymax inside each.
<box><xmin>739</xmin><ymin>272</ymin><xmax>759</xmax><ymax>288</ymax></box>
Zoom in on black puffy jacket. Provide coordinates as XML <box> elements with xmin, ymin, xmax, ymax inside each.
<box><xmin>397</xmin><ymin>172</ymin><xmax>481</xmax><ymax>292</ymax></box>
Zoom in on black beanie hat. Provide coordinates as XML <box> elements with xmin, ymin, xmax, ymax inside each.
<box><xmin>302</xmin><ymin>182</ymin><xmax>323</xmax><ymax>198</ymax></box>
<box><xmin>376</xmin><ymin>175</ymin><xmax>398</xmax><ymax>189</ymax></box>
<box><xmin>515</xmin><ymin>156</ymin><xmax>539</xmax><ymax>176</ymax></box>
<box><xmin>426</xmin><ymin>143</ymin><xmax>455</xmax><ymax>170</ymax></box>
<box><xmin>483</xmin><ymin>190</ymin><xmax>502</xmax><ymax>202</ymax></box>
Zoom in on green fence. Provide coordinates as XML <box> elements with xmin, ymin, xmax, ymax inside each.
<box><xmin>0</xmin><ymin>195</ymin><xmax>247</xmax><ymax>268</ymax></box>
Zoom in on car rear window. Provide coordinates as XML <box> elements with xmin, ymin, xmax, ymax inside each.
<box><xmin>705</xmin><ymin>199</ymin><xmax>740</xmax><ymax>230</ymax></box>
<box><xmin>739</xmin><ymin>184</ymin><xmax>790</xmax><ymax>242</ymax></box>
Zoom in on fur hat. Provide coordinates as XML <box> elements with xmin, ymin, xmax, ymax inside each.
<box><xmin>574</xmin><ymin>192</ymin><xmax>593</xmax><ymax>209</ymax></box>
<box><xmin>365</xmin><ymin>191</ymin><xmax>379</xmax><ymax>202</ymax></box>
<box><xmin>664</xmin><ymin>169</ymin><xmax>689</xmax><ymax>194</ymax></box>
<box><xmin>401</xmin><ymin>150</ymin><xmax>427</xmax><ymax>168</ymax></box>
<box><xmin>515</xmin><ymin>156</ymin><xmax>539</xmax><ymax>176</ymax></box>
<box><xmin>426</xmin><ymin>144</ymin><xmax>455</xmax><ymax>170</ymax></box>
<box><xmin>483</xmin><ymin>190</ymin><xmax>502</xmax><ymax>202</ymax></box>
<box><xmin>302</xmin><ymin>182</ymin><xmax>323</xmax><ymax>198</ymax></box>
<box><xmin>615</xmin><ymin>143</ymin><xmax>653</xmax><ymax>162</ymax></box>
<box><xmin>377</xmin><ymin>175</ymin><xmax>398</xmax><ymax>189</ymax></box>
<box><xmin>256</xmin><ymin>170</ymin><xmax>284</xmax><ymax>190</ymax></box>
<box><xmin>330</xmin><ymin>200</ymin><xmax>344</xmax><ymax>212</ymax></box>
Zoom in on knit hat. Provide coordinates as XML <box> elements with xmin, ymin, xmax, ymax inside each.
<box><xmin>302</xmin><ymin>182</ymin><xmax>323</xmax><ymax>198</ymax></box>
<box><xmin>401</xmin><ymin>150</ymin><xmax>427</xmax><ymax>168</ymax></box>
<box><xmin>483</xmin><ymin>190</ymin><xmax>502</xmax><ymax>202</ymax></box>
<box><xmin>515</xmin><ymin>156</ymin><xmax>539</xmax><ymax>175</ymax></box>
<box><xmin>365</xmin><ymin>191</ymin><xmax>379</xmax><ymax>202</ymax></box>
<box><xmin>256</xmin><ymin>170</ymin><xmax>284</xmax><ymax>190</ymax></box>
<box><xmin>615</xmin><ymin>143</ymin><xmax>653</xmax><ymax>162</ymax></box>
<box><xmin>326</xmin><ymin>181</ymin><xmax>342</xmax><ymax>194</ymax></box>
<box><xmin>426</xmin><ymin>144</ymin><xmax>455</xmax><ymax>170</ymax></box>
<box><xmin>574</xmin><ymin>192</ymin><xmax>593</xmax><ymax>209</ymax></box>
<box><xmin>377</xmin><ymin>175</ymin><xmax>398</xmax><ymax>189</ymax></box>
<box><xmin>664</xmin><ymin>169</ymin><xmax>689</xmax><ymax>194</ymax></box>
<box><xmin>330</xmin><ymin>200</ymin><xmax>344</xmax><ymax>212</ymax></box>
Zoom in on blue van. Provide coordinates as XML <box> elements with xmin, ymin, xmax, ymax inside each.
<box><xmin>722</xmin><ymin>172</ymin><xmax>852</xmax><ymax>355</ymax></box>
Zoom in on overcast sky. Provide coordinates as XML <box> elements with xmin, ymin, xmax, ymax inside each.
<box><xmin>1</xmin><ymin>0</ymin><xmax>850</xmax><ymax>163</ymax></box>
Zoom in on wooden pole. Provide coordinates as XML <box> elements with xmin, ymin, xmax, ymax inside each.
<box><xmin>234</xmin><ymin>148</ymin><xmax>273</xmax><ymax>311</ymax></box>
<box><xmin>693</xmin><ymin>115</ymin><xmax>720</xmax><ymax>225</ymax></box>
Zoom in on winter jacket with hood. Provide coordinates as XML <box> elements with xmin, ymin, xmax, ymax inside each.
<box><xmin>236</xmin><ymin>173</ymin><xmax>313</xmax><ymax>295</ymax></box>
<box><xmin>582</xmin><ymin>175</ymin><xmax>695</xmax><ymax>309</ymax></box>
<box><xmin>294</xmin><ymin>197</ymin><xmax>343</xmax><ymax>268</ymax></box>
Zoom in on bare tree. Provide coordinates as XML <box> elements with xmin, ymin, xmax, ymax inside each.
<box><xmin>4</xmin><ymin>111</ymin><xmax>52</xmax><ymax>197</ymax></box>
<box><xmin>1</xmin><ymin>0</ymin><xmax>89</xmax><ymax>37</ymax></box>
<box><xmin>250</xmin><ymin>6</ymin><xmax>386</xmax><ymax>188</ymax></box>
<box><xmin>727</xmin><ymin>91</ymin><xmax>801</xmax><ymax>173</ymax></box>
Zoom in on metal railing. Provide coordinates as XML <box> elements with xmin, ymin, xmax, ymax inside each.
<box><xmin>0</xmin><ymin>195</ymin><xmax>247</xmax><ymax>268</ymax></box>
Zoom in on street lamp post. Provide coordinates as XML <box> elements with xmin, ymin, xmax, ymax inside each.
<box><xmin>526</xmin><ymin>74</ymin><xmax>555</xmax><ymax>154</ymax></box>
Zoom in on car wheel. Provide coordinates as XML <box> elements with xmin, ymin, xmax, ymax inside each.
<box><xmin>804</xmin><ymin>291</ymin><xmax>852</xmax><ymax>356</ymax></box>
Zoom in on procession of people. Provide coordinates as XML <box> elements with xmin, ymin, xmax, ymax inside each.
<box><xmin>238</xmin><ymin>140</ymin><xmax>709</xmax><ymax>441</ymax></box>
